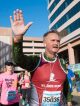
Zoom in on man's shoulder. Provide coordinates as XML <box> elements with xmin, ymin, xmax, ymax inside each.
<box><xmin>59</xmin><ymin>58</ymin><xmax>67</xmax><ymax>72</ymax></box>
<box><xmin>59</xmin><ymin>58</ymin><xmax>66</xmax><ymax>65</ymax></box>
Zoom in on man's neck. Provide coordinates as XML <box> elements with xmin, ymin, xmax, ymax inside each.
<box><xmin>45</xmin><ymin>51</ymin><xmax>56</xmax><ymax>59</ymax></box>
<box><xmin>44</xmin><ymin>51</ymin><xmax>57</xmax><ymax>61</ymax></box>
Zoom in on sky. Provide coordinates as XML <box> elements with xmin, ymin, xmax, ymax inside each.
<box><xmin>0</xmin><ymin>0</ymin><xmax>49</xmax><ymax>37</ymax></box>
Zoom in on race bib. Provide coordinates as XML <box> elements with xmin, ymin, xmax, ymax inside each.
<box><xmin>42</xmin><ymin>91</ymin><xmax>61</xmax><ymax>106</ymax></box>
<box><xmin>25</xmin><ymin>83</ymin><xmax>30</xmax><ymax>88</ymax></box>
<box><xmin>7</xmin><ymin>90</ymin><xmax>16</xmax><ymax>101</ymax></box>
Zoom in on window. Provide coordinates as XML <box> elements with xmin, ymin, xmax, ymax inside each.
<box><xmin>49</xmin><ymin>0</ymin><xmax>73</xmax><ymax>22</ymax></box>
<box><xmin>51</xmin><ymin>2</ymin><xmax>80</xmax><ymax>29</ymax></box>
<box><xmin>49</xmin><ymin>0</ymin><xmax>60</xmax><ymax>13</ymax></box>
<box><xmin>66</xmin><ymin>18</ymin><xmax>80</xmax><ymax>34</ymax></box>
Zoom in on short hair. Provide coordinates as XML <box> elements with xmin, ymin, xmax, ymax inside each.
<box><xmin>43</xmin><ymin>30</ymin><xmax>60</xmax><ymax>40</ymax></box>
<box><xmin>5</xmin><ymin>60</ymin><xmax>15</xmax><ymax>66</ymax></box>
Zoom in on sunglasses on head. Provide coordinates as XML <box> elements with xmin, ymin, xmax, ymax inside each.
<box><xmin>7</xmin><ymin>65</ymin><xmax>13</xmax><ymax>66</ymax></box>
<box><xmin>6</xmin><ymin>64</ymin><xmax>14</xmax><ymax>66</ymax></box>
<box><xmin>5</xmin><ymin>61</ymin><xmax>15</xmax><ymax>66</ymax></box>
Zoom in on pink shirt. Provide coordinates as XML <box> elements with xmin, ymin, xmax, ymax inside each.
<box><xmin>0</xmin><ymin>72</ymin><xmax>20</xmax><ymax>105</ymax></box>
<box><xmin>21</xmin><ymin>75</ymin><xmax>30</xmax><ymax>89</ymax></box>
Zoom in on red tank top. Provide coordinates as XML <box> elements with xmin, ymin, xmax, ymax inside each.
<box><xmin>32</xmin><ymin>56</ymin><xmax>66</xmax><ymax>104</ymax></box>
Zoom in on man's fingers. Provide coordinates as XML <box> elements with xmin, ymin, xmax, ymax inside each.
<box><xmin>19</xmin><ymin>10</ymin><xmax>24</xmax><ymax>21</ymax></box>
<box><xmin>25</xmin><ymin>22</ymin><xmax>33</xmax><ymax>31</ymax></box>
<box><xmin>16</xmin><ymin>9</ymin><xmax>20</xmax><ymax>20</ymax></box>
<box><xmin>13</xmin><ymin>11</ymin><xmax>17</xmax><ymax>21</ymax></box>
<box><xmin>10</xmin><ymin>16</ymin><xmax>13</xmax><ymax>25</ymax></box>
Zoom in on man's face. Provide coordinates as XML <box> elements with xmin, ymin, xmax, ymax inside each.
<box><xmin>6</xmin><ymin>65</ymin><xmax>14</xmax><ymax>72</ymax></box>
<box><xmin>44</xmin><ymin>33</ymin><xmax>60</xmax><ymax>54</ymax></box>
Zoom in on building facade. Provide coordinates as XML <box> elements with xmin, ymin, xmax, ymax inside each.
<box><xmin>48</xmin><ymin>0</ymin><xmax>80</xmax><ymax>64</ymax></box>
<box><xmin>0</xmin><ymin>27</ymin><xmax>12</xmax><ymax>71</ymax></box>
<box><xmin>0</xmin><ymin>27</ymin><xmax>44</xmax><ymax>71</ymax></box>
<box><xmin>23</xmin><ymin>36</ymin><xmax>44</xmax><ymax>55</ymax></box>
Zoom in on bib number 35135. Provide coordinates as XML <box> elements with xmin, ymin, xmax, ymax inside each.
<box><xmin>42</xmin><ymin>91</ymin><xmax>61</xmax><ymax>106</ymax></box>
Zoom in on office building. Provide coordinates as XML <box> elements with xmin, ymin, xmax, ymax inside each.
<box><xmin>48</xmin><ymin>0</ymin><xmax>80</xmax><ymax>64</ymax></box>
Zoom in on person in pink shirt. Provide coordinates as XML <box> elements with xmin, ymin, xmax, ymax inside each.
<box><xmin>19</xmin><ymin>71</ymin><xmax>31</xmax><ymax>105</ymax></box>
<box><xmin>0</xmin><ymin>61</ymin><xmax>20</xmax><ymax>106</ymax></box>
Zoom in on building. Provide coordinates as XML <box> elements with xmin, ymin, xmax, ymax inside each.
<box><xmin>48</xmin><ymin>0</ymin><xmax>80</xmax><ymax>64</ymax></box>
<box><xmin>23</xmin><ymin>36</ymin><xmax>44</xmax><ymax>55</ymax></box>
<box><xmin>0</xmin><ymin>27</ymin><xmax>12</xmax><ymax>71</ymax></box>
<box><xmin>0</xmin><ymin>27</ymin><xmax>44</xmax><ymax>71</ymax></box>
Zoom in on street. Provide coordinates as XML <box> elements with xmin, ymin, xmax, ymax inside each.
<box><xmin>72</xmin><ymin>96</ymin><xmax>80</xmax><ymax>106</ymax></box>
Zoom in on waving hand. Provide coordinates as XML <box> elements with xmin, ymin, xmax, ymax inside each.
<box><xmin>10</xmin><ymin>9</ymin><xmax>32</xmax><ymax>42</ymax></box>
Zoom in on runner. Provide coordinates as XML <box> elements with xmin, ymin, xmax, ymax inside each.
<box><xmin>0</xmin><ymin>61</ymin><xmax>20</xmax><ymax>106</ymax></box>
<box><xmin>11</xmin><ymin>9</ymin><xmax>72</xmax><ymax>106</ymax></box>
<box><xmin>66</xmin><ymin>63</ymin><xmax>75</xmax><ymax>106</ymax></box>
<box><xmin>19</xmin><ymin>71</ymin><xmax>31</xmax><ymax>105</ymax></box>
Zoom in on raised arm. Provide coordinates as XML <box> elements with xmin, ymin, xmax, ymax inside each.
<box><xmin>10</xmin><ymin>9</ymin><xmax>40</xmax><ymax>71</ymax></box>
<box><xmin>10</xmin><ymin>9</ymin><xmax>32</xmax><ymax>42</ymax></box>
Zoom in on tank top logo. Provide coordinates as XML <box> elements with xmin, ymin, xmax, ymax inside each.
<box><xmin>50</xmin><ymin>73</ymin><xmax>55</xmax><ymax>81</ymax></box>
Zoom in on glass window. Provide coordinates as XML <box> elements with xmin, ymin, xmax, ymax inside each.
<box><xmin>49</xmin><ymin>0</ymin><xmax>73</xmax><ymax>22</ymax></box>
<box><xmin>51</xmin><ymin>26</ymin><xmax>57</xmax><ymax>30</ymax></box>
<box><xmin>49</xmin><ymin>0</ymin><xmax>51</xmax><ymax>3</ymax></box>
<box><xmin>49</xmin><ymin>0</ymin><xmax>60</xmax><ymax>13</ymax></box>
<box><xmin>66</xmin><ymin>3</ymin><xmax>80</xmax><ymax>19</ymax></box>
<box><xmin>50</xmin><ymin>18</ymin><xmax>80</xmax><ymax>36</ymax></box>
<box><xmin>51</xmin><ymin>2</ymin><xmax>80</xmax><ymax>29</ymax></box>
<box><xmin>65</xmin><ymin>0</ymin><xmax>73</xmax><ymax>6</ymax></box>
<box><xmin>53</xmin><ymin>15</ymin><xmax>67</xmax><ymax>29</ymax></box>
<box><xmin>65</xmin><ymin>18</ymin><xmax>80</xmax><ymax>34</ymax></box>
